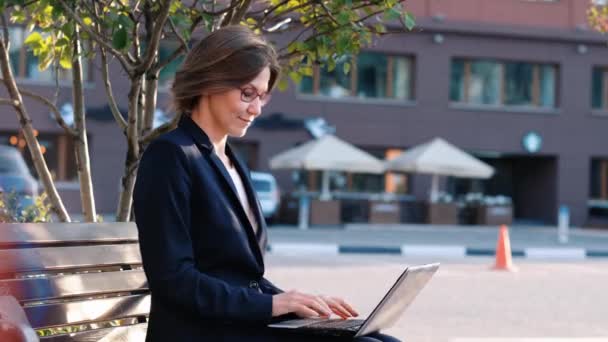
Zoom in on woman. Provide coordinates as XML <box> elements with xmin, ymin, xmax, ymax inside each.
<box><xmin>133</xmin><ymin>25</ymin><xmax>401</xmax><ymax>342</ymax></box>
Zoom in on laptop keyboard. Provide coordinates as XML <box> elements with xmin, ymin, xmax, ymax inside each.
<box><xmin>306</xmin><ymin>318</ymin><xmax>364</xmax><ymax>331</ymax></box>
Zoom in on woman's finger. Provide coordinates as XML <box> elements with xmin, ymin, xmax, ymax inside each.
<box><xmin>295</xmin><ymin>304</ymin><xmax>321</xmax><ymax>318</ymax></box>
<box><xmin>334</xmin><ymin>297</ymin><xmax>359</xmax><ymax>317</ymax></box>
<box><xmin>303</xmin><ymin>297</ymin><xmax>331</xmax><ymax>317</ymax></box>
<box><xmin>320</xmin><ymin>297</ymin><xmax>351</xmax><ymax>319</ymax></box>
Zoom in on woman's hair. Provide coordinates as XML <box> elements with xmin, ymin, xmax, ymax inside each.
<box><xmin>171</xmin><ymin>25</ymin><xmax>281</xmax><ymax>114</ymax></box>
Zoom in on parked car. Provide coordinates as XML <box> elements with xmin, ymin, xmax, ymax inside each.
<box><xmin>250</xmin><ymin>171</ymin><xmax>280</xmax><ymax>224</ymax></box>
<box><xmin>0</xmin><ymin>145</ymin><xmax>39</xmax><ymax>209</ymax></box>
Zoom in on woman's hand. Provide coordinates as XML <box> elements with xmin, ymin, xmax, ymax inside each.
<box><xmin>272</xmin><ymin>291</ymin><xmax>359</xmax><ymax>319</ymax></box>
<box><xmin>318</xmin><ymin>295</ymin><xmax>359</xmax><ymax>319</ymax></box>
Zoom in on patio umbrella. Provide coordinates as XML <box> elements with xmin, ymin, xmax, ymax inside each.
<box><xmin>270</xmin><ymin>134</ymin><xmax>385</xmax><ymax>200</ymax></box>
<box><xmin>270</xmin><ymin>134</ymin><xmax>384</xmax><ymax>229</ymax></box>
<box><xmin>385</xmin><ymin>138</ymin><xmax>494</xmax><ymax>202</ymax></box>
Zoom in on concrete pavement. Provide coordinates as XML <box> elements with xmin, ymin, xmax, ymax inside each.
<box><xmin>267</xmin><ymin>224</ymin><xmax>608</xmax><ymax>260</ymax></box>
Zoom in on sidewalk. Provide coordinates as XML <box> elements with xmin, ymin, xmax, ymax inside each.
<box><xmin>267</xmin><ymin>224</ymin><xmax>608</xmax><ymax>259</ymax></box>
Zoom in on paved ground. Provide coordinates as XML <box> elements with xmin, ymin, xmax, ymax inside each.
<box><xmin>265</xmin><ymin>255</ymin><xmax>608</xmax><ymax>342</ymax></box>
<box><xmin>268</xmin><ymin>225</ymin><xmax>608</xmax><ymax>250</ymax></box>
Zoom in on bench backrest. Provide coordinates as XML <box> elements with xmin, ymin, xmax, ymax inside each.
<box><xmin>0</xmin><ymin>222</ymin><xmax>149</xmax><ymax>340</ymax></box>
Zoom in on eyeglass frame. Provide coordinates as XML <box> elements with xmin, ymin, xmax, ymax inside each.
<box><xmin>239</xmin><ymin>86</ymin><xmax>272</xmax><ymax>106</ymax></box>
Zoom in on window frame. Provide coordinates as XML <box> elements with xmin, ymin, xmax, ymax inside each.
<box><xmin>299</xmin><ymin>52</ymin><xmax>416</xmax><ymax>103</ymax></box>
<box><xmin>450</xmin><ymin>57</ymin><xmax>559</xmax><ymax>110</ymax></box>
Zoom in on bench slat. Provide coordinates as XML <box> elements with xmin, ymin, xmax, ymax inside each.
<box><xmin>0</xmin><ymin>270</ymin><xmax>147</xmax><ymax>302</ymax></box>
<box><xmin>25</xmin><ymin>294</ymin><xmax>150</xmax><ymax>329</ymax></box>
<box><xmin>0</xmin><ymin>223</ymin><xmax>137</xmax><ymax>248</ymax></box>
<box><xmin>41</xmin><ymin>323</ymin><xmax>148</xmax><ymax>342</ymax></box>
<box><xmin>0</xmin><ymin>244</ymin><xmax>142</xmax><ymax>276</ymax></box>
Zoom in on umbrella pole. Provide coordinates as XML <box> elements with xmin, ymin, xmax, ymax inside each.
<box><xmin>320</xmin><ymin>170</ymin><xmax>331</xmax><ymax>201</ymax></box>
<box><xmin>430</xmin><ymin>174</ymin><xmax>439</xmax><ymax>203</ymax></box>
<box><xmin>298</xmin><ymin>193</ymin><xmax>310</xmax><ymax>230</ymax></box>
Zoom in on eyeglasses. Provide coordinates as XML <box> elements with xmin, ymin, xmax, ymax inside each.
<box><xmin>240</xmin><ymin>86</ymin><xmax>271</xmax><ymax>106</ymax></box>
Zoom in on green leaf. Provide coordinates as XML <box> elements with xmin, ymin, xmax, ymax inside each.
<box><xmin>112</xmin><ymin>27</ymin><xmax>128</xmax><ymax>50</ymax></box>
<box><xmin>55</xmin><ymin>37</ymin><xmax>69</xmax><ymax>47</ymax></box>
<box><xmin>38</xmin><ymin>50</ymin><xmax>53</xmax><ymax>71</ymax></box>
<box><xmin>384</xmin><ymin>7</ymin><xmax>402</xmax><ymax>21</ymax></box>
<box><xmin>52</xmin><ymin>5</ymin><xmax>62</xmax><ymax>19</ymax></box>
<box><xmin>301</xmin><ymin>66</ymin><xmax>313</xmax><ymax>77</ymax></box>
<box><xmin>83</xmin><ymin>17</ymin><xmax>93</xmax><ymax>26</ymax></box>
<box><xmin>24</xmin><ymin>32</ymin><xmax>43</xmax><ymax>48</ymax></box>
<box><xmin>288</xmin><ymin>71</ymin><xmax>302</xmax><ymax>84</ymax></box>
<box><xmin>60</xmin><ymin>22</ymin><xmax>74</xmax><ymax>37</ymax></box>
<box><xmin>117</xmin><ymin>14</ymin><xmax>133</xmax><ymax>29</ymax></box>
<box><xmin>404</xmin><ymin>12</ymin><xmax>416</xmax><ymax>30</ymax></box>
<box><xmin>277</xmin><ymin>78</ymin><xmax>289</xmax><ymax>92</ymax></box>
<box><xmin>11</xmin><ymin>8</ymin><xmax>26</xmax><ymax>23</ymax></box>
<box><xmin>337</xmin><ymin>12</ymin><xmax>350</xmax><ymax>25</ymax></box>
<box><xmin>343</xmin><ymin>62</ymin><xmax>350</xmax><ymax>74</ymax></box>
<box><xmin>59</xmin><ymin>49</ymin><xmax>72</xmax><ymax>69</ymax></box>
<box><xmin>374</xmin><ymin>23</ymin><xmax>386</xmax><ymax>33</ymax></box>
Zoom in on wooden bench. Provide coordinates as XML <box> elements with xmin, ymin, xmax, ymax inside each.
<box><xmin>0</xmin><ymin>222</ymin><xmax>150</xmax><ymax>341</ymax></box>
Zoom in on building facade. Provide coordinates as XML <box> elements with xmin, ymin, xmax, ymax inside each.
<box><xmin>1</xmin><ymin>0</ymin><xmax>607</xmax><ymax>226</ymax></box>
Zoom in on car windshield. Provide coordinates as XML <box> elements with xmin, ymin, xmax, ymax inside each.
<box><xmin>252</xmin><ymin>179</ymin><xmax>271</xmax><ymax>192</ymax></box>
<box><xmin>0</xmin><ymin>154</ymin><xmax>27</xmax><ymax>174</ymax></box>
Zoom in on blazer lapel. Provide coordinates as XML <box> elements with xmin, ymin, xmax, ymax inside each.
<box><xmin>227</xmin><ymin>145</ymin><xmax>266</xmax><ymax>236</ymax></box>
<box><xmin>207</xmin><ymin>152</ymin><xmax>264</xmax><ymax>267</ymax></box>
<box><xmin>179</xmin><ymin>115</ymin><xmax>265</xmax><ymax>268</ymax></box>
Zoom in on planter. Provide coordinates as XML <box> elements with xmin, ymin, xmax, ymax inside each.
<box><xmin>369</xmin><ymin>201</ymin><xmax>401</xmax><ymax>224</ymax></box>
<box><xmin>476</xmin><ymin>205</ymin><xmax>513</xmax><ymax>226</ymax></box>
<box><xmin>310</xmin><ymin>199</ymin><xmax>341</xmax><ymax>225</ymax></box>
<box><xmin>426</xmin><ymin>202</ymin><xmax>459</xmax><ymax>225</ymax></box>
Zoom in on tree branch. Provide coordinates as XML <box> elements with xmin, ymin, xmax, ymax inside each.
<box><xmin>0</xmin><ymin>12</ymin><xmax>8</xmax><ymax>47</ymax></box>
<box><xmin>56</xmin><ymin>0</ymin><xmax>134</xmax><ymax>75</ymax></box>
<box><xmin>150</xmin><ymin>13</ymin><xmax>202</xmax><ymax>75</ymax></box>
<box><xmin>0</xmin><ymin>98</ymin><xmax>13</xmax><ymax>106</ymax></box>
<box><xmin>221</xmin><ymin>0</ymin><xmax>239</xmax><ymax>27</ymax></box>
<box><xmin>317</xmin><ymin>0</ymin><xmax>340</xmax><ymax>27</ymax></box>
<box><xmin>140</xmin><ymin>111</ymin><xmax>182</xmax><ymax>147</ymax></box>
<box><xmin>18</xmin><ymin>85</ymin><xmax>78</xmax><ymax>137</ymax></box>
<box><xmin>1</xmin><ymin>77</ymin><xmax>78</xmax><ymax>136</ymax></box>
<box><xmin>136</xmin><ymin>0</ymin><xmax>172</xmax><ymax>75</ymax></box>
<box><xmin>100</xmin><ymin>48</ymin><xmax>128</xmax><ymax>134</ymax></box>
<box><xmin>229</xmin><ymin>0</ymin><xmax>253</xmax><ymax>25</ymax></box>
<box><xmin>202</xmin><ymin>0</ymin><xmax>241</xmax><ymax>16</ymax></box>
<box><xmin>168</xmin><ymin>16</ymin><xmax>190</xmax><ymax>53</ymax></box>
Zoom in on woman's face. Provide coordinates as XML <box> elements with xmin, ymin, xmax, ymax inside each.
<box><xmin>203</xmin><ymin>66</ymin><xmax>271</xmax><ymax>138</ymax></box>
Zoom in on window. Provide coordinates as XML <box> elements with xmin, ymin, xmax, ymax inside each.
<box><xmin>590</xmin><ymin>159</ymin><xmax>608</xmax><ymax>200</ymax></box>
<box><xmin>591</xmin><ymin>67</ymin><xmax>608</xmax><ymax>110</ymax></box>
<box><xmin>451</xmin><ymin>58</ymin><xmax>558</xmax><ymax>108</ymax></box>
<box><xmin>300</xmin><ymin>52</ymin><xmax>414</xmax><ymax>101</ymax></box>
<box><xmin>5</xmin><ymin>27</ymin><xmax>91</xmax><ymax>83</ymax></box>
<box><xmin>589</xmin><ymin>158</ymin><xmax>608</xmax><ymax>218</ymax></box>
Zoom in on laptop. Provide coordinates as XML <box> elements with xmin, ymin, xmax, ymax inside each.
<box><xmin>267</xmin><ymin>263</ymin><xmax>440</xmax><ymax>338</ymax></box>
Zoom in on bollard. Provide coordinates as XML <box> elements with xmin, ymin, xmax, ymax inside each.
<box><xmin>557</xmin><ymin>205</ymin><xmax>569</xmax><ymax>244</ymax></box>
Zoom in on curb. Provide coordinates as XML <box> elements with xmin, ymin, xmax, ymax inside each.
<box><xmin>267</xmin><ymin>243</ymin><xmax>608</xmax><ymax>260</ymax></box>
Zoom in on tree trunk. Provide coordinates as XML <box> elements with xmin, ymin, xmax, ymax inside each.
<box><xmin>142</xmin><ymin>70</ymin><xmax>159</xmax><ymax>136</ymax></box>
<box><xmin>115</xmin><ymin>77</ymin><xmax>142</xmax><ymax>222</ymax></box>
<box><xmin>0</xmin><ymin>35</ymin><xmax>70</xmax><ymax>222</ymax></box>
<box><xmin>72</xmin><ymin>20</ymin><xmax>97</xmax><ymax>222</ymax></box>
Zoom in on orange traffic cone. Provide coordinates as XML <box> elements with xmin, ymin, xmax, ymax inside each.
<box><xmin>493</xmin><ymin>225</ymin><xmax>517</xmax><ymax>271</ymax></box>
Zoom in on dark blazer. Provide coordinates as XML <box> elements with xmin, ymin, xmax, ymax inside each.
<box><xmin>133</xmin><ymin>115</ymin><xmax>285</xmax><ymax>342</ymax></box>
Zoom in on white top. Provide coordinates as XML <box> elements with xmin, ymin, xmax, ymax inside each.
<box><xmin>226</xmin><ymin>162</ymin><xmax>258</xmax><ymax>234</ymax></box>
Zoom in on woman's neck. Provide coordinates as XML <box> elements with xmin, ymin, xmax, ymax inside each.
<box><xmin>190</xmin><ymin>109</ymin><xmax>228</xmax><ymax>158</ymax></box>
